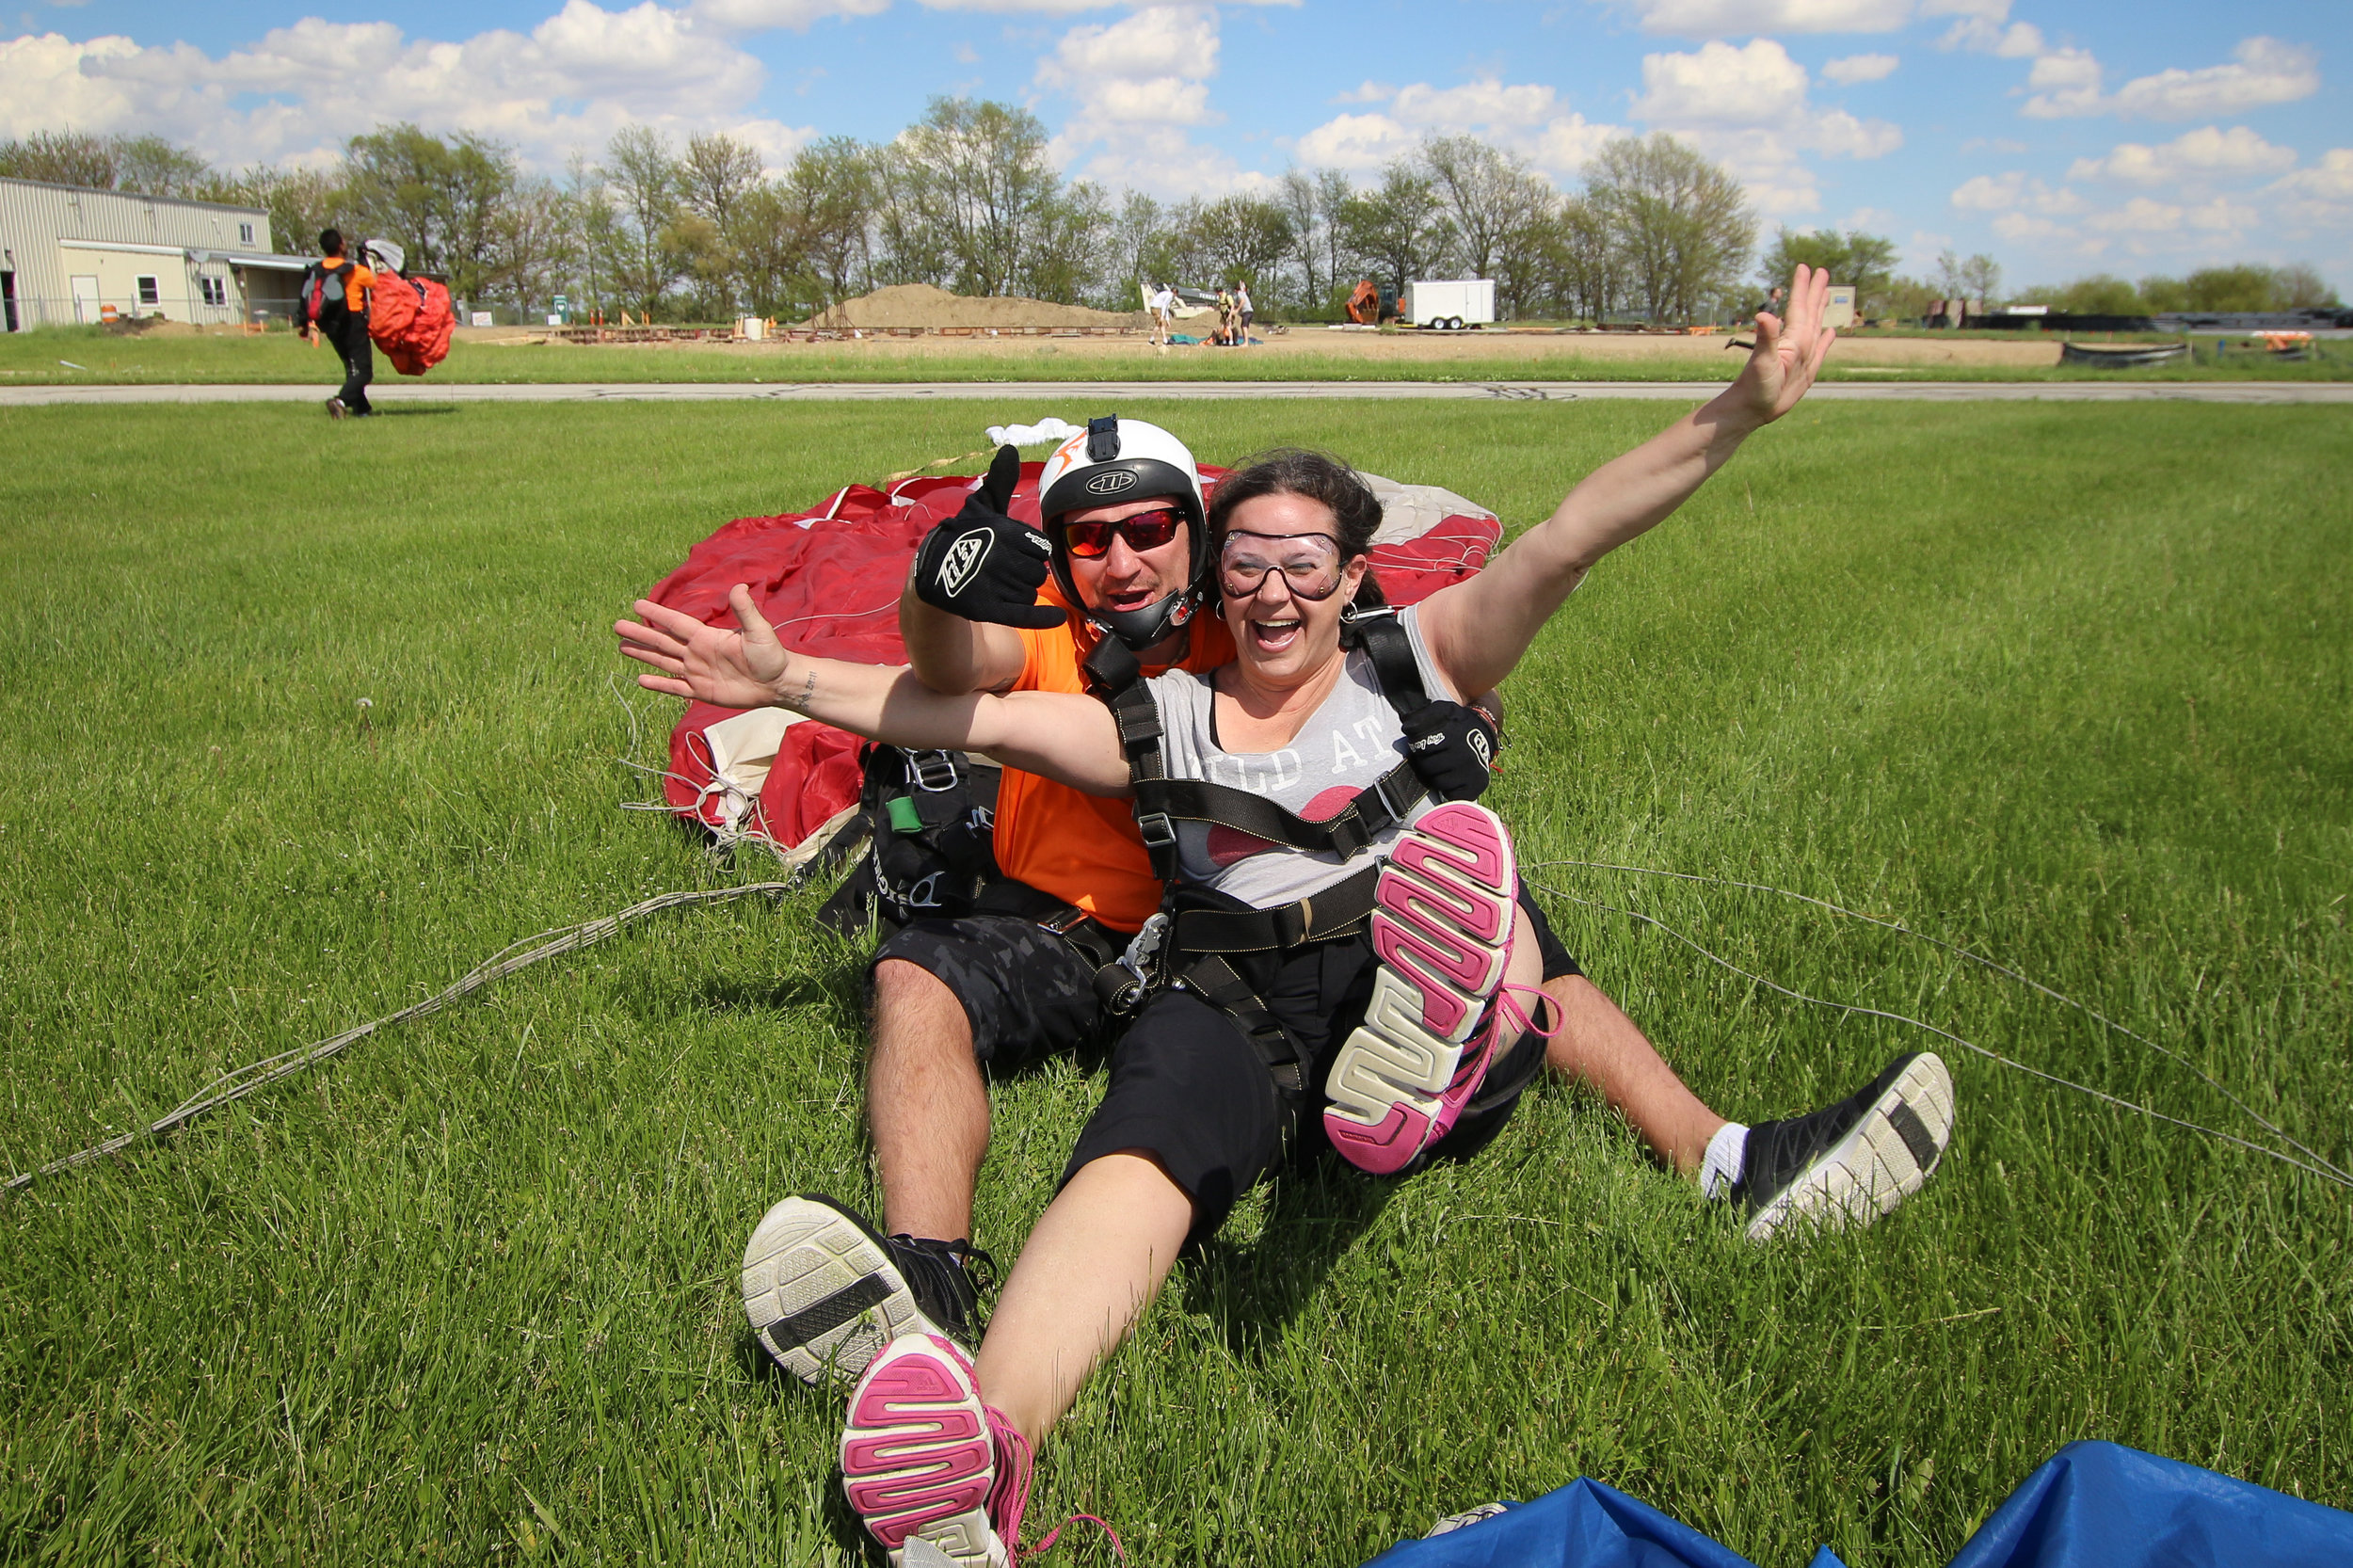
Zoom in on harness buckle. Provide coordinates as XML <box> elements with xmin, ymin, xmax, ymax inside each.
<box><xmin>1273</xmin><ymin>898</ymin><xmax>1312</xmax><ymax>948</ymax></box>
<box><xmin>1369</xmin><ymin>769</ymin><xmax>1415</xmax><ymax>825</ymax></box>
<box><xmin>909</xmin><ymin>751</ymin><xmax>961</xmax><ymax>792</ymax></box>
<box><xmin>1136</xmin><ymin>811</ymin><xmax>1177</xmax><ymax>850</ymax></box>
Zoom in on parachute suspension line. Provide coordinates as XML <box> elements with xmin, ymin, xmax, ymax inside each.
<box><xmin>6</xmin><ymin>880</ymin><xmax>800</xmax><ymax>1193</ymax></box>
<box><xmin>1520</xmin><ymin>876</ymin><xmax>2351</xmax><ymax>1193</ymax></box>
<box><xmin>1523</xmin><ymin>857</ymin><xmax>2348</xmax><ymax>1186</ymax></box>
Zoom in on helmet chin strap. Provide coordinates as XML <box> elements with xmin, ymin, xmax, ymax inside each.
<box><xmin>1089</xmin><ymin>587</ymin><xmax>1201</xmax><ymax>652</ymax></box>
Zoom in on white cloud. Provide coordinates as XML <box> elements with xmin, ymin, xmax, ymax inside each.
<box><xmin>1630</xmin><ymin>39</ymin><xmax>1899</xmax><ymax>212</ymax></box>
<box><xmin>1612</xmin><ymin>0</ymin><xmax>2011</xmax><ymax>36</ymax></box>
<box><xmin>685</xmin><ymin>0</ymin><xmax>884</xmax><ymax>29</ymax></box>
<box><xmin>2087</xmin><ymin>197</ymin><xmax>2184</xmax><ymax>234</ymax></box>
<box><xmin>1822</xmin><ymin>53</ymin><xmax>1897</xmax><ymax>85</ymax></box>
<box><xmin>2067</xmin><ymin>125</ymin><xmax>2296</xmax><ymax>186</ymax></box>
<box><xmin>1332</xmin><ymin>80</ymin><xmax>1393</xmax><ymax>104</ymax></box>
<box><xmin>1035</xmin><ymin>5</ymin><xmax>1274</xmax><ymax>197</ymax></box>
<box><xmin>0</xmin><ymin>8</ymin><xmax>806</xmax><ymax>170</ymax></box>
<box><xmin>1940</xmin><ymin>17</ymin><xmax>2041</xmax><ymax>56</ymax></box>
<box><xmin>2021</xmin><ymin>36</ymin><xmax>2319</xmax><ymax>121</ymax></box>
<box><xmin>1949</xmin><ymin>170</ymin><xmax>2079</xmax><ymax>213</ymax></box>
<box><xmin>1292</xmin><ymin>77</ymin><xmax>1621</xmax><ymax>180</ymax></box>
<box><xmin>2019</xmin><ymin>46</ymin><xmax>2103</xmax><ymax>118</ymax></box>
<box><xmin>1293</xmin><ymin>112</ymin><xmax>1422</xmax><ymax>170</ymax></box>
<box><xmin>2265</xmin><ymin>149</ymin><xmax>2353</xmax><ymax>228</ymax></box>
<box><xmin>1035</xmin><ymin>4</ymin><xmax>1219</xmax><ymax>138</ymax></box>
<box><xmin>2110</xmin><ymin>37</ymin><xmax>2318</xmax><ymax>120</ymax></box>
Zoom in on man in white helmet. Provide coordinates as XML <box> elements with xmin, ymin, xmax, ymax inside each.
<box><xmin>736</xmin><ymin>415</ymin><xmax>1738</xmax><ymax>1389</ymax></box>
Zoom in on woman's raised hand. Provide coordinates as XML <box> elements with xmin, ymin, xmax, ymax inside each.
<box><xmin>615</xmin><ymin>584</ymin><xmax>791</xmax><ymax>709</ymax></box>
<box><xmin>1728</xmin><ymin>263</ymin><xmax>1836</xmax><ymax>426</ymax></box>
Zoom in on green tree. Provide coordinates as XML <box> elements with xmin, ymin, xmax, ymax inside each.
<box><xmin>1759</xmin><ymin>227</ymin><xmax>1897</xmax><ymax>314</ymax></box>
<box><xmin>1018</xmin><ymin>184</ymin><xmax>1112</xmax><ymax>305</ymax></box>
<box><xmin>601</xmin><ymin>126</ymin><xmax>682</xmax><ymax>315</ymax></box>
<box><xmin>2270</xmin><ymin>263</ymin><xmax>2336</xmax><ymax>309</ymax></box>
<box><xmin>343</xmin><ymin>123</ymin><xmax>517</xmax><ymax>299</ymax></box>
<box><xmin>1418</xmin><ymin>135</ymin><xmax>1555</xmax><ymax>298</ymax></box>
<box><xmin>782</xmin><ymin>137</ymin><xmax>875</xmax><ymax>306</ymax></box>
<box><xmin>1583</xmin><ymin>133</ymin><xmax>1754</xmax><ymax>323</ymax></box>
<box><xmin>680</xmin><ymin>133</ymin><xmax>765</xmax><ymax>231</ymax></box>
<box><xmin>1526</xmin><ymin>194</ymin><xmax>1621</xmax><ymax>322</ymax></box>
<box><xmin>0</xmin><ymin>130</ymin><xmax>120</xmax><ymax>187</ymax></box>
<box><xmin>483</xmin><ymin>175</ymin><xmax>576</xmax><ymax>315</ymax></box>
<box><xmin>888</xmin><ymin>98</ymin><xmax>1063</xmax><ymax>297</ymax></box>
<box><xmin>217</xmin><ymin>165</ymin><xmax>344</xmax><ymax>254</ymax></box>
<box><xmin>2041</xmin><ymin>273</ymin><xmax>2143</xmax><ymax>315</ymax></box>
<box><xmin>2136</xmin><ymin>274</ymin><xmax>2189</xmax><ymax>312</ymax></box>
<box><xmin>1112</xmin><ymin>190</ymin><xmax>1170</xmax><ymax>305</ymax></box>
<box><xmin>1338</xmin><ymin>164</ymin><xmax>1450</xmax><ymax>296</ymax></box>
<box><xmin>1184</xmin><ymin>194</ymin><xmax>1293</xmax><ymax>293</ymax></box>
<box><xmin>1933</xmin><ymin>248</ymin><xmax>2002</xmax><ymax>308</ymax></box>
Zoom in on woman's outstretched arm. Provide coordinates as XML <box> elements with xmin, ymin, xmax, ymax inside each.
<box><xmin>1417</xmin><ymin>264</ymin><xmax>1838</xmax><ymax>699</ymax></box>
<box><xmin>616</xmin><ymin>584</ymin><xmax>1132</xmax><ymax>796</ymax></box>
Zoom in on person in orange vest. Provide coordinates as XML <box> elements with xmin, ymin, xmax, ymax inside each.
<box><xmin>298</xmin><ymin>229</ymin><xmax>376</xmax><ymax>419</ymax></box>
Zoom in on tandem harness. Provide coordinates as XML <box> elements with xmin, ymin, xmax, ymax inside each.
<box><xmin>1080</xmin><ymin>607</ymin><xmax>1519</xmax><ymax>1126</ymax></box>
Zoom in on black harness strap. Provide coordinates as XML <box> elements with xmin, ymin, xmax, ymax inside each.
<box><xmin>1179</xmin><ymin>953</ymin><xmax>1306</xmax><ymax>1099</ymax></box>
<box><xmin>1083</xmin><ymin>603</ymin><xmax>1466</xmax><ymax>1119</ymax></box>
<box><xmin>1171</xmin><ymin>863</ymin><xmax>1382</xmax><ymax>953</ymax></box>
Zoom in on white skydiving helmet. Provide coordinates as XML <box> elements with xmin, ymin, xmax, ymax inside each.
<box><xmin>1036</xmin><ymin>414</ymin><xmax>1212</xmax><ymax>651</ymax></box>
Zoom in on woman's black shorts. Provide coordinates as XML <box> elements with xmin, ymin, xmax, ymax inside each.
<box><xmin>1062</xmin><ymin>887</ymin><xmax>1577</xmax><ymax>1243</ymax></box>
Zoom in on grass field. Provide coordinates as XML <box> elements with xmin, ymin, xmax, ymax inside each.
<box><xmin>1</xmin><ymin>395</ymin><xmax>2347</xmax><ymax>1566</ymax></box>
<box><xmin>4</xmin><ymin>321</ymin><xmax>2348</xmax><ymax>386</ymax></box>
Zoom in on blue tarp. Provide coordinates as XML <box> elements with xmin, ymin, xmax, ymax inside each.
<box><xmin>1363</xmin><ymin>1443</ymin><xmax>2353</xmax><ymax>1568</ymax></box>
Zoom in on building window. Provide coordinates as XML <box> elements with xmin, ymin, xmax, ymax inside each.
<box><xmin>239</xmin><ymin>222</ymin><xmax>255</xmax><ymax>244</ymax></box>
<box><xmin>198</xmin><ymin>277</ymin><xmax>227</xmax><ymax>307</ymax></box>
<box><xmin>136</xmin><ymin>275</ymin><xmax>160</xmax><ymax>306</ymax></box>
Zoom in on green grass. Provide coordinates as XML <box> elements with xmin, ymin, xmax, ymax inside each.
<box><xmin>1</xmin><ymin>397</ymin><xmax>2347</xmax><ymax>1566</ymax></box>
<box><xmin>4</xmin><ymin>322</ymin><xmax>2347</xmax><ymax>385</ymax></box>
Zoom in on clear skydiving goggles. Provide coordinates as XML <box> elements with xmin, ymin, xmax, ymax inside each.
<box><xmin>1216</xmin><ymin>530</ymin><xmax>1349</xmax><ymax>601</ymax></box>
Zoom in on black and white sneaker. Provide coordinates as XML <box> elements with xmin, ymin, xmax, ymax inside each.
<box><xmin>740</xmin><ymin>1193</ymin><xmax>994</xmax><ymax>1386</ymax></box>
<box><xmin>1735</xmin><ymin>1053</ymin><xmax>1956</xmax><ymax>1241</ymax></box>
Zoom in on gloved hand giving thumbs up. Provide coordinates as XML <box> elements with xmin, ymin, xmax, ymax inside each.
<box><xmin>911</xmin><ymin>444</ymin><xmax>1064</xmax><ymax>630</ymax></box>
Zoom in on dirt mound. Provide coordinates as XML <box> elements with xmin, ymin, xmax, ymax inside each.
<box><xmin>807</xmin><ymin>283</ymin><xmax>1149</xmax><ymax>332</ymax></box>
<box><xmin>103</xmin><ymin>317</ymin><xmax>201</xmax><ymax>337</ymax></box>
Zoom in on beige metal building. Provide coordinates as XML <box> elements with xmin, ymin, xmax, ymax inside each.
<box><xmin>1</xmin><ymin>176</ymin><xmax>314</xmax><ymax>331</ymax></box>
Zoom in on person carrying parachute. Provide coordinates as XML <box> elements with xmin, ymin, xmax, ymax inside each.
<box><xmin>617</xmin><ymin>266</ymin><xmax>1961</xmax><ymax>1567</ymax></box>
<box><xmin>297</xmin><ymin>229</ymin><xmax>376</xmax><ymax>419</ymax></box>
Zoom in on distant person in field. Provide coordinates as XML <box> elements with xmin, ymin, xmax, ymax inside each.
<box><xmin>1147</xmin><ymin>281</ymin><xmax>1175</xmax><ymax>348</ymax></box>
<box><xmin>299</xmin><ymin>229</ymin><xmax>376</xmax><ymax>419</ymax></box>
<box><xmin>1234</xmin><ymin>279</ymin><xmax>1254</xmax><ymax>346</ymax></box>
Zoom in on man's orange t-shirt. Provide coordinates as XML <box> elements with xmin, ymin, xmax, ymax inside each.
<box><xmin>996</xmin><ymin>596</ymin><xmax>1234</xmax><ymax>933</ymax></box>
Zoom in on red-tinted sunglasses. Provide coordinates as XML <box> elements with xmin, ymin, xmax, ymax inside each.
<box><xmin>1059</xmin><ymin>507</ymin><xmax>1186</xmax><ymax>559</ymax></box>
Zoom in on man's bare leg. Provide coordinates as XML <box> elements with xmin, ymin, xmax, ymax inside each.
<box><xmin>1536</xmin><ymin>973</ymin><xmax>1724</xmax><ymax>1175</ymax></box>
<box><xmin>868</xmin><ymin>958</ymin><xmax>991</xmax><ymax>1240</ymax></box>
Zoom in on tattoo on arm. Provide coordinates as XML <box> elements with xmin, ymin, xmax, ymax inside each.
<box><xmin>797</xmin><ymin>670</ymin><xmax>816</xmax><ymax>710</ymax></box>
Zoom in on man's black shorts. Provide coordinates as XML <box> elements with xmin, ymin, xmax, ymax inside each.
<box><xmin>870</xmin><ymin>880</ymin><xmax>1577</xmax><ymax>1073</ymax></box>
<box><xmin>870</xmin><ymin>910</ymin><xmax>1112</xmax><ymax>1067</ymax></box>
<box><xmin>1062</xmin><ymin>888</ymin><xmax>1578</xmax><ymax>1243</ymax></box>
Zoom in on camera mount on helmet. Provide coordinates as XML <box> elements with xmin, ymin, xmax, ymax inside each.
<box><xmin>1037</xmin><ymin>414</ymin><xmax>1212</xmax><ymax>653</ymax></box>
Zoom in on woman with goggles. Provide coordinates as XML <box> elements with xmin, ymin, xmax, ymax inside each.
<box><xmin>618</xmin><ymin>269</ymin><xmax>1950</xmax><ymax>1568</ymax></box>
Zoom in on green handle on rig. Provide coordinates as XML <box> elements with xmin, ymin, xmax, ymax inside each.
<box><xmin>885</xmin><ymin>796</ymin><xmax>923</xmax><ymax>835</ymax></box>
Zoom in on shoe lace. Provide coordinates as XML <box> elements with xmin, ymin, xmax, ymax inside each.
<box><xmin>887</xmin><ymin>1234</ymin><xmax>1000</xmax><ymax>1333</ymax></box>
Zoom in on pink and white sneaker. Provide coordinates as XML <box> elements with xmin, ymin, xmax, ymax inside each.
<box><xmin>1324</xmin><ymin>801</ymin><xmax>1519</xmax><ymax>1175</ymax></box>
<box><xmin>841</xmin><ymin>1333</ymin><xmax>1031</xmax><ymax>1568</ymax></box>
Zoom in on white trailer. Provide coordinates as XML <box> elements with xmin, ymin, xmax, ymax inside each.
<box><xmin>1401</xmin><ymin>279</ymin><xmax>1496</xmax><ymax>330</ymax></box>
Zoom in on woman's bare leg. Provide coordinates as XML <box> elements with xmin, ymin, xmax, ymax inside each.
<box><xmin>973</xmin><ymin>1149</ymin><xmax>1193</xmax><ymax>1448</ymax></box>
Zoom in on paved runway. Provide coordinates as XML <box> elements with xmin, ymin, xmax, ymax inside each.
<box><xmin>4</xmin><ymin>379</ymin><xmax>2347</xmax><ymax>407</ymax></box>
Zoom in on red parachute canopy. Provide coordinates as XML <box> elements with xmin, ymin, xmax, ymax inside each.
<box><xmin>640</xmin><ymin>461</ymin><xmax>1501</xmax><ymax>852</ymax></box>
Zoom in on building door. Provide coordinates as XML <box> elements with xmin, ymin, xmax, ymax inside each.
<box><xmin>72</xmin><ymin>275</ymin><xmax>101</xmax><ymax>324</ymax></box>
<box><xmin>1</xmin><ymin>271</ymin><xmax>17</xmax><ymax>333</ymax></box>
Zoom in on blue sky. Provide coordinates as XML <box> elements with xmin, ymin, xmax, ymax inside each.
<box><xmin>6</xmin><ymin>0</ymin><xmax>2345</xmax><ymax>290</ymax></box>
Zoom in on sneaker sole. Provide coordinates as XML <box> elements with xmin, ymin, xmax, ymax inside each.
<box><xmin>1746</xmin><ymin>1053</ymin><xmax>1957</xmax><ymax>1241</ymax></box>
<box><xmin>841</xmin><ymin>1335</ymin><xmax>1007</xmax><ymax>1568</ymax></box>
<box><xmin>741</xmin><ymin>1195</ymin><xmax>940</xmax><ymax>1387</ymax></box>
<box><xmin>1325</xmin><ymin>802</ymin><xmax>1517</xmax><ymax>1175</ymax></box>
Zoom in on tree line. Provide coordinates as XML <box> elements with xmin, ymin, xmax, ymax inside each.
<box><xmin>4</xmin><ymin>115</ymin><xmax>1775</xmax><ymax>325</ymax></box>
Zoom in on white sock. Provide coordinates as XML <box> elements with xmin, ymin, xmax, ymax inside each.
<box><xmin>1700</xmin><ymin>1122</ymin><xmax>1750</xmax><ymax>1200</ymax></box>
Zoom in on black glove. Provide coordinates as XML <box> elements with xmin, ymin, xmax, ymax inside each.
<box><xmin>1401</xmin><ymin>700</ymin><xmax>1499</xmax><ymax>803</ymax></box>
<box><xmin>911</xmin><ymin>444</ymin><xmax>1062</xmax><ymax>630</ymax></box>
